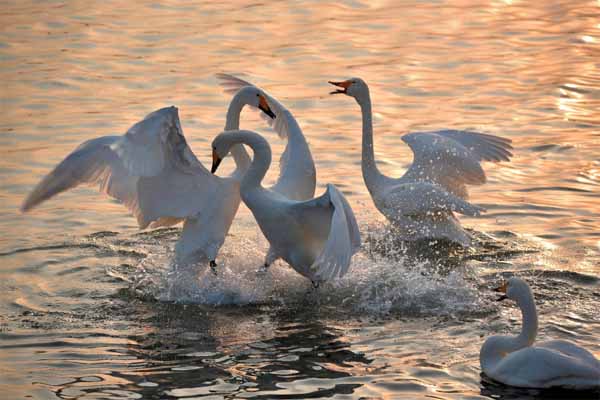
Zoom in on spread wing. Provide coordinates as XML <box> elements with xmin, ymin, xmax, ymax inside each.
<box><xmin>402</xmin><ymin>130</ymin><xmax>512</xmax><ymax>197</ymax></box>
<box><xmin>381</xmin><ymin>181</ymin><xmax>485</xmax><ymax>218</ymax></box>
<box><xmin>291</xmin><ymin>184</ymin><xmax>361</xmax><ymax>282</ymax></box>
<box><xmin>21</xmin><ymin>135</ymin><xmax>140</xmax><ymax>215</ymax></box>
<box><xmin>22</xmin><ymin>107</ymin><xmax>235</xmax><ymax>232</ymax></box>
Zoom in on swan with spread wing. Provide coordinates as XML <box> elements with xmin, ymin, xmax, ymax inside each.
<box><xmin>211</xmin><ymin>129</ymin><xmax>360</xmax><ymax>286</ymax></box>
<box><xmin>21</xmin><ymin>88</ymin><xmax>276</xmax><ymax>267</ymax></box>
<box><xmin>329</xmin><ymin>77</ymin><xmax>513</xmax><ymax>245</ymax></box>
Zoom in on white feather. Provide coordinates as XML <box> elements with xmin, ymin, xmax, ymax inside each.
<box><xmin>213</xmin><ymin>130</ymin><xmax>360</xmax><ymax>284</ymax></box>
<box><xmin>22</xmin><ymin>106</ymin><xmax>241</xmax><ymax>262</ymax></box>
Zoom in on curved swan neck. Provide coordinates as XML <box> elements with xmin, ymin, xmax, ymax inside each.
<box><xmin>357</xmin><ymin>90</ymin><xmax>386</xmax><ymax>192</ymax></box>
<box><xmin>230</xmin><ymin>131</ymin><xmax>271</xmax><ymax>192</ymax></box>
<box><xmin>225</xmin><ymin>94</ymin><xmax>251</xmax><ymax>176</ymax></box>
<box><xmin>516</xmin><ymin>287</ymin><xmax>538</xmax><ymax>347</ymax></box>
<box><xmin>224</xmin><ymin>93</ymin><xmax>244</xmax><ymax>131</ymax></box>
<box><xmin>480</xmin><ymin>285</ymin><xmax>539</xmax><ymax>373</ymax></box>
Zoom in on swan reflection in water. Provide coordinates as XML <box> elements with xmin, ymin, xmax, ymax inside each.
<box><xmin>52</xmin><ymin>301</ymin><xmax>371</xmax><ymax>399</ymax></box>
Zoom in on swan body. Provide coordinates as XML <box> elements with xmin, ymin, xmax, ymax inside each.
<box><xmin>211</xmin><ymin>130</ymin><xmax>360</xmax><ymax>284</ymax></box>
<box><xmin>21</xmin><ymin>85</ymin><xmax>276</xmax><ymax>265</ymax></box>
<box><xmin>480</xmin><ymin>277</ymin><xmax>600</xmax><ymax>389</ymax></box>
<box><xmin>329</xmin><ymin>78</ymin><xmax>513</xmax><ymax>245</ymax></box>
<box><xmin>218</xmin><ymin>74</ymin><xmax>317</xmax><ymax>267</ymax></box>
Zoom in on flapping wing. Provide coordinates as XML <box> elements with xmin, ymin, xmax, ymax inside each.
<box><xmin>381</xmin><ymin>182</ymin><xmax>485</xmax><ymax>217</ymax></box>
<box><xmin>292</xmin><ymin>184</ymin><xmax>361</xmax><ymax>282</ymax></box>
<box><xmin>434</xmin><ymin>130</ymin><xmax>513</xmax><ymax>162</ymax></box>
<box><xmin>110</xmin><ymin>106</ymin><xmax>209</xmax><ymax>177</ymax></box>
<box><xmin>22</xmin><ymin>107</ymin><xmax>231</xmax><ymax>232</ymax></box>
<box><xmin>216</xmin><ymin>73</ymin><xmax>297</xmax><ymax>141</ymax></box>
<box><xmin>21</xmin><ymin>135</ymin><xmax>139</xmax><ymax>214</ymax></box>
<box><xmin>401</xmin><ymin>130</ymin><xmax>513</xmax><ymax>193</ymax></box>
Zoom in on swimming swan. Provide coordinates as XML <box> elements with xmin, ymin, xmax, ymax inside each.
<box><xmin>480</xmin><ymin>277</ymin><xmax>600</xmax><ymax>389</ymax></box>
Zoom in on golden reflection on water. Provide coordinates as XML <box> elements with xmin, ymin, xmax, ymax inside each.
<box><xmin>0</xmin><ymin>0</ymin><xmax>599</xmax><ymax>272</ymax></box>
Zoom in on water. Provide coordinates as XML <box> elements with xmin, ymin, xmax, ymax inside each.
<box><xmin>1</xmin><ymin>0</ymin><xmax>599</xmax><ymax>398</ymax></box>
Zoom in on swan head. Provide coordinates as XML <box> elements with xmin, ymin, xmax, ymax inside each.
<box><xmin>211</xmin><ymin>132</ymin><xmax>233</xmax><ymax>173</ymax></box>
<box><xmin>234</xmin><ymin>86</ymin><xmax>276</xmax><ymax>119</ymax></box>
<box><xmin>211</xmin><ymin>130</ymin><xmax>261</xmax><ymax>174</ymax></box>
<box><xmin>329</xmin><ymin>77</ymin><xmax>369</xmax><ymax>104</ymax></box>
<box><xmin>494</xmin><ymin>277</ymin><xmax>532</xmax><ymax>304</ymax></box>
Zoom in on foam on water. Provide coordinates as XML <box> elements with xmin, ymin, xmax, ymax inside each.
<box><xmin>124</xmin><ymin>225</ymin><xmax>502</xmax><ymax>318</ymax></box>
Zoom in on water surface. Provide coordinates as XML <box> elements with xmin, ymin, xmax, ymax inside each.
<box><xmin>1</xmin><ymin>1</ymin><xmax>599</xmax><ymax>399</ymax></box>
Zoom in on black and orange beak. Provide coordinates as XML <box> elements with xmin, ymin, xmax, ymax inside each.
<box><xmin>258</xmin><ymin>95</ymin><xmax>276</xmax><ymax>119</ymax></box>
<box><xmin>494</xmin><ymin>281</ymin><xmax>508</xmax><ymax>301</ymax></box>
<box><xmin>328</xmin><ymin>80</ymin><xmax>352</xmax><ymax>95</ymax></box>
<box><xmin>211</xmin><ymin>149</ymin><xmax>222</xmax><ymax>174</ymax></box>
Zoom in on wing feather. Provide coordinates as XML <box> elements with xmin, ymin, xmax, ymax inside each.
<box><xmin>21</xmin><ymin>136</ymin><xmax>140</xmax><ymax>216</ymax></box>
<box><xmin>401</xmin><ymin>130</ymin><xmax>513</xmax><ymax>194</ymax></box>
<box><xmin>435</xmin><ymin>130</ymin><xmax>513</xmax><ymax>162</ymax></box>
<box><xmin>22</xmin><ymin>107</ymin><xmax>230</xmax><ymax>231</ymax></box>
<box><xmin>292</xmin><ymin>184</ymin><xmax>361</xmax><ymax>282</ymax></box>
<box><xmin>382</xmin><ymin>182</ymin><xmax>485</xmax><ymax>217</ymax></box>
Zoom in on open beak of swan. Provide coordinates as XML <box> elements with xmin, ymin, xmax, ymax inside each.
<box><xmin>328</xmin><ymin>80</ymin><xmax>351</xmax><ymax>95</ymax></box>
<box><xmin>211</xmin><ymin>149</ymin><xmax>222</xmax><ymax>174</ymax></box>
<box><xmin>494</xmin><ymin>281</ymin><xmax>509</xmax><ymax>301</ymax></box>
<box><xmin>258</xmin><ymin>95</ymin><xmax>276</xmax><ymax>119</ymax></box>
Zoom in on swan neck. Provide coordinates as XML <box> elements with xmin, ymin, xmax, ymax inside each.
<box><xmin>238</xmin><ymin>132</ymin><xmax>271</xmax><ymax>193</ymax></box>
<box><xmin>359</xmin><ymin>93</ymin><xmax>384</xmax><ymax>190</ymax></box>
<box><xmin>516</xmin><ymin>288</ymin><xmax>538</xmax><ymax>347</ymax></box>
<box><xmin>225</xmin><ymin>94</ymin><xmax>244</xmax><ymax>131</ymax></box>
<box><xmin>225</xmin><ymin>94</ymin><xmax>251</xmax><ymax>175</ymax></box>
<box><xmin>480</xmin><ymin>288</ymin><xmax>539</xmax><ymax>374</ymax></box>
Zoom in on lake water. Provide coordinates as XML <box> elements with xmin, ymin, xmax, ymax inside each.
<box><xmin>1</xmin><ymin>1</ymin><xmax>599</xmax><ymax>399</ymax></box>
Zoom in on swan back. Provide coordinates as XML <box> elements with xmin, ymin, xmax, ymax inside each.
<box><xmin>483</xmin><ymin>341</ymin><xmax>600</xmax><ymax>389</ymax></box>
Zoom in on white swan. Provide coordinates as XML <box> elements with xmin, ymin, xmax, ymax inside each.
<box><xmin>21</xmin><ymin>90</ymin><xmax>276</xmax><ymax>266</ymax></box>
<box><xmin>329</xmin><ymin>78</ymin><xmax>513</xmax><ymax>246</ymax></box>
<box><xmin>217</xmin><ymin>73</ymin><xmax>316</xmax><ymax>200</ymax></box>
<box><xmin>480</xmin><ymin>277</ymin><xmax>600</xmax><ymax>389</ymax></box>
<box><xmin>217</xmin><ymin>74</ymin><xmax>317</xmax><ymax>270</ymax></box>
<box><xmin>211</xmin><ymin>129</ymin><xmax>361</xmax><ymax>285</ymax></box>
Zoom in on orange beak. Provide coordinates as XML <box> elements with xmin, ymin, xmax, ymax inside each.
<box><xmin>494</xmin><ymin>281</ymin><xmax>508</xmax><ymax>301</ymax></box>
<box><xmin>258</xmin><ymin>95</ymin><xmax>276</xmax><ymax>119</ymax></box>
<box><xmin>328</xmin><ymin>80</ymin><xmax>352</xmax><ymax>94</ymax></box>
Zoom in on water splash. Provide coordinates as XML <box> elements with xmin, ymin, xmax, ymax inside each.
<box><xmin>121</xmin><ymin>224</ymin><xmax>515</xmax><ymax>318</ymax></box>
